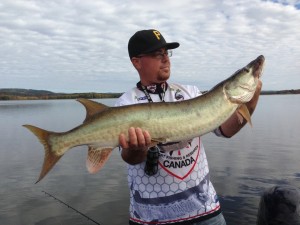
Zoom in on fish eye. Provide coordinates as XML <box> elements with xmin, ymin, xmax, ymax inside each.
<box><xmin>243</xmin><ymin>68</ymin><xmax>250</xmax><ymax>73</ymax></box>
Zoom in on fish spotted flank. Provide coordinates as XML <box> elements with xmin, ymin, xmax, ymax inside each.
<box><xmin>23</xmin><ymin>55</ymin><xmax>265</xmax><ymax>183</ymax></box>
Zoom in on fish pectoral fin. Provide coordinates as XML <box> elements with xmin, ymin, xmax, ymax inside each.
<box><xmin>150</xmin><ymin>138</ymin><xmax>168</xmax><ymax>146</ymax></box>
<box><xmin>86</xmin><ymin>146</ymin><xmax>113</xmax><ymax>174</ymax></box>
<box><xmin>237</xmin><ymin>104</ymin><xmax>252</xmax><ymax>127</ymax></box>
<box><xmin>77</xmin><ymin>98</ymin><xmax>109</xmax><ymax>123</ymax></box>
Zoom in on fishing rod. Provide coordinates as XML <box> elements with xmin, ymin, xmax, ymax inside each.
<box><xmin>42</xmin><ymin>190</ymin><xmax>101</xmax><ymax>225</ymax></box>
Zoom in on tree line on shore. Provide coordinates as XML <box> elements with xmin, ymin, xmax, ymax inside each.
<box><xmin>0</xmin><ymin>89</ymin><xmax>122</xmax><ymax>100</ymax></box>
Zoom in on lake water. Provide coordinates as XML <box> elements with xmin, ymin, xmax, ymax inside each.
<box><xmin>0</xmin><ymin>95</ymin><xmax>299</xmax><ymax>225</ymax></box>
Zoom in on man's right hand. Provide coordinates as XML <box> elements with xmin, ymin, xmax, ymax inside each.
<box><xmin>119</xmin><ymin>127</ymin><xmax>152</xmax><ymax>165</ymax></box>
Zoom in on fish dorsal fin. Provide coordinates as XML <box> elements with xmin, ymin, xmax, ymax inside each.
<box><xmin>86</xmin><ymin>146</ymin><xmax>113</xmax><ymax>174</ymax></box>
<box><xmin>237</xmin><ymin>104</ymin><xmax>252</xmax><ymax>127</ymax></box>
<box><xmin>77</xmin><ymin>98</ymin><xmax>109</xmax><ymax>122</ymax></box>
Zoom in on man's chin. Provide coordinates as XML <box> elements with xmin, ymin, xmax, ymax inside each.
<box><xmin>157</xmin><ymin>74</ymin><xmax>170</xmax><ymax>83</ymax></box>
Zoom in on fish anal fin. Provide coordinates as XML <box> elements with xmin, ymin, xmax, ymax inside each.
<box><xmin>77</xmin><ymin>98</ymin><xmax>109</xmax><ymax>123</ymax></box>
<box><xmin>86</xmin><ymin>147</ymin><xmax>113</xmax><ymax>174</ymax></box>
<box><xmin>23</xmin><ymin>125</ymin><xmax>63</xmax><ymax>183</ymax></box>
<box><xmin>237</xmin><ymin>104</ymin><xmax>252</xmax><ymax>127</ymax></box>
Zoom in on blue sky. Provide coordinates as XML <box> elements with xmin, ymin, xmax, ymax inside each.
<box><xmin>0</xmin><ymin>0</ymin><xmax>299</xmax><ymax>93</ymax></box>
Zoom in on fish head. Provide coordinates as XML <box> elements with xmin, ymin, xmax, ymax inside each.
<box><xmin>224</xmin><ymin>55</ymin><xmax>265</xmax><ymax>104</ymax></box>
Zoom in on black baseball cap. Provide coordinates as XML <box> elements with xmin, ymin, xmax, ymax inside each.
<box><xmin>128</xmin><ymin>29</ymin><xmax>180</xmax><ymax>59</ymax></box>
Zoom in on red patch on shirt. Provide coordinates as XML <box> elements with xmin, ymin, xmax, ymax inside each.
<box><xmin>158</xmin><ymin>138</ymin><xmax>201</xmax><ymax>180</ymax></box>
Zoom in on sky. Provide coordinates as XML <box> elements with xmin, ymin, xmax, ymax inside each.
<box><xmin>0</xmin><ymin>0</ymin><xmax>300</xmax><ymax>93</ymax></box>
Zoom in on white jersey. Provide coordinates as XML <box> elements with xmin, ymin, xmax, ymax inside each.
<box><xmin>115</xmin><ymin>83</ymin><xmax>222</xmax><ymax>224</ymax></box>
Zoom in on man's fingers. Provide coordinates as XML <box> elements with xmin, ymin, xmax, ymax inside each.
<box><xmin>119</xmin><ymin>127</ymin><xmax>152</xmax><ymax>150</ymax></box>
<box><xmin>119</xmin><ymin>133</ymin><xmax>129</xmax><ymax>149</ymax></box>
<box><xmin>135</xmin><ymin>127</ymin><xmax>146</xmax><ymax>147</ymax></box>
<box><xmin>143</xmin><ymin>130</ymin><xmax>151</xmax><ymax>146</ymax></box>
<box><xmin>128</xmin><ymin>127</ymin><xmax>138</xmax><ymax>148</ymax></box>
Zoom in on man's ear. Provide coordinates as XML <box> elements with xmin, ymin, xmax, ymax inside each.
<box><xmin>131</xmin><ymin>58</ymin><xmax>141</xmax><ymax>70</ymax></box>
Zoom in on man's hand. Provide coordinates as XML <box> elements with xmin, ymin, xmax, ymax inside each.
<box><xmin>119</xmin><ymin>127</ymin><xmax>152</xmax><ymax>165</ymax></box>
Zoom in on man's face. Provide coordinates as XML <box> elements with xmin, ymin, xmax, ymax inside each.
<box><xmin>132</xmin><ymin>48</ymin><xmax>172</xmax><ymax>85</ymax></box>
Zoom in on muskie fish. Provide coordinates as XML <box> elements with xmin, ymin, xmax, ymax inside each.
<box><xmin>24</xmin><ymin>55</ymin><xmax>265</xmax><ymax>183</ymax></box>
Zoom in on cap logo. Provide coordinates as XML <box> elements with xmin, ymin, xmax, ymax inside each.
<box><xmin>153</xmin><ymin>30</ymin><xmax>161</xmax><ymax>40</ymax></box>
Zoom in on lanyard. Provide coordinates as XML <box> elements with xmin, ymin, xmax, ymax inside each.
<box><xmin>137</xmin><ymin>82</ymin><xmax>168</xmax><ymax>176</ymax></box>
<box><xmin>137</xmin><ymin>82</ymin><xmax>167</xmax><ymax>103</ymax></box>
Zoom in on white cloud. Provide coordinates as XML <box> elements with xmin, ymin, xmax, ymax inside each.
<box><xmin>0</xmin><ymin>0</ymin><xmax>299</xmax><ymax>92</ymax></box>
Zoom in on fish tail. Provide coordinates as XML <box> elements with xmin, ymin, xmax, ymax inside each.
<box><xmin>23</xmin><ymin>125</ymin><xmax>63</xmax><ymax>183</ymax></box>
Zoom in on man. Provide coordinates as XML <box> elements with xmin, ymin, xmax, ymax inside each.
<box><xmin>115</xmin><ymin>29</ymin><xmax>262</xmax><ymax>225</ymax></box>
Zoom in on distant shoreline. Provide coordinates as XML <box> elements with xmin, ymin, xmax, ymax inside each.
<box><xmin>0</xmin><ymin>88</ymin><xmax>299</xmax><ymax>101</ymax></box>
<box><xmin>0</xmin><ymin>88</ymin><xmax>122</xmax><ymax>101</ymax></box>
<box><xmin>260</xmin><ymin>90</ymin><xmax>300</xmax><ymax>95</ymax></box>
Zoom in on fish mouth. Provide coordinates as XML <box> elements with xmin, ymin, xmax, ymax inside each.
<box><xmin>242</xmin><ymin>55</ymin><xmax>265</xmax><ymax>91</ymax></box>
<box><xmin>252</xmin><ymin>55</ymin><xmax>265</xmax><ymax>78</ymax></box>
<box><xmin>232</xmin><ymin>55</ymin><xmax>265</xmax><ymax>80</ymax></box>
